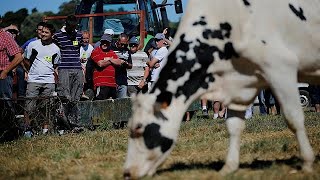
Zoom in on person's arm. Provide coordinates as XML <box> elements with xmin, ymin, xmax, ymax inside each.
<box><xmin>121</xmin><ymin>53</ymin><xmax>133</xmax><ymax>69</ymax></box>
<box><xmin>138</xmin><ymin>66</ymin><xmax>151</xmax><ymax>89</ymax></box>
<box><xmin>147</xmin><ymin>57</ymin><xmax>159</xmax><ymax>68</ymax></box>
<box><xmin>0</xmin><ymin>52</ymin><xmax>23</xmax><ymax>79</ymax></box>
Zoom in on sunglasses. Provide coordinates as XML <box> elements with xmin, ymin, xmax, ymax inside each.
<box><xmin>129</xmin><ymin>43</ymin><xmax>138</xmax><ymax>47</ymax></box>
<box><xmin>101</xmin><ymin>41</ymin><xmax>110</xmax><ymax>45</ymax></box>
<box><xmin>7</xmin><ymin>29</ymin><xmax>19</xmax><ymax>35</ymax></box>
<box><xmin>120</xmin><ymin>43</ymin><xmax>128</xmax><ymax>47</ymax></box>
<box><xmin>155</xmin><ymin>38</ymin><xmax>162</xmax><ymax>42</ymax></box>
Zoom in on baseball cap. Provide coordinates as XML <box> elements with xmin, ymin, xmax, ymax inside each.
<box><xmin>104</xmin><ymin>28</ymin><xmax>114</xmax><ymax>36</ymax></box>
<box><xmin>154</xmin><ymin>33</ymin><xmax>165</xmax><ymax>40</ymax></box>
<box><xmin>101</xmin><ymin>34</ymin><xmax>112</xmax><ymax>42</ymax></box>
<box><xmin>129</xmin><ymin>36</ymin><xmax>139</xmax><ymax>45</ymax></box>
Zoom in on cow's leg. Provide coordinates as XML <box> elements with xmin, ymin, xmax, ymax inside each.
<box><xmin>220</xmin><ymin>109</ymin><xmax>245</xmax><ymax>175</ymax></box>
<box><xmin>266</xmin><ymin>69</ymin><xmax>315</xmax><ymax>172</ymax></box>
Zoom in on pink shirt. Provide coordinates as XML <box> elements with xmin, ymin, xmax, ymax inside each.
<box><xmin>0</xmin><ymin>29</ymin><xmax>21</xmax><ymax>71</ymax></box>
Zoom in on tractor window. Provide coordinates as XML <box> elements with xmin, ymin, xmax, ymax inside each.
<box><xmin>90</xmin><ymin>2</ymin><xmax>139</xmax><ymax>36</ymax></box>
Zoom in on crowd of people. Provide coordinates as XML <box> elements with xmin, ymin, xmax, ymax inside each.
<box><xmin>1</xmin><ymin>14</ymin><xmax>319</xmax><ymax>139</ymax></box>
<box><xmin>0</xmin><ymin>15</ymin><xmax>174</xmax><ymax>137</ymax></box>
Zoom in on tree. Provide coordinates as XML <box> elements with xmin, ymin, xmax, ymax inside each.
<box><xmin>31</xmin><ymin>8</ymin><xmax>38</xmax><ymax>14</ymax></box>
<box><xmin>20</xmin><ymin>12</ymin><xmax>44</xmax><ymax>41</ymax></box>
<box><xmin>57</xmin><ymin>0</ymin><xmax>80</xmax><ymax>16</ymax></box>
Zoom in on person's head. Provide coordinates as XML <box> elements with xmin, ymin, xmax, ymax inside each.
<box><xmin>5</xmin><ymin>24</ymin><xmax>19</xmax><ymax>40</ymax></box>
<box><xmin>65</xmin><ymin>15</ymin><xmax>78</xmax><ymax>33</ymax></box>
<box><xmin>82</xmin><ymin>31</ymin><xmax>90</xmax><ymax>45</ymax></box>
<box><xmin>154</xmin><ymin>33</ymin><xmax>166</xmax><ymax>48</ymax></box>
<box><xmin>129</xmin><ymin>36</ymin><xmax>139</xmax><ymax>53</ymax></box>
<box><xmin>36</xmin><ymin>21</ymin><xmax>46</xmax><ymax>39</ymax></box>
<box><xmin>104</xmin><ymin>28</ymin><xmax>114</xmax><ymax>37</ymax></box>
<box><xmin>41</xmin><ymin>23</ymin><xmax>55</xmax><ymax>43</ymax></box>
<box><xmin>117</xmin><ymin>33</ymin><xmax>129</xmax><ymax>49</ymax></box>
<box><xmin>100</xmin><ymin>34</ymin><xmax>112</xmax><ymax>52</ymax></box>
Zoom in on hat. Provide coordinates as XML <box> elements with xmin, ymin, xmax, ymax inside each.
<box><xmin>154</xmin><ymin>33</ymin><xmax>165</xmax><ymax>40</ymax></box>
<box><xmin>129</xmin><ymin>36</ymin><xmax>139</xmax><ymax>44</ymax></box>
<box><xmin>104</xmin><ymin>28</ymin><xmax>114</xmax><ymax>36</ymax></box>
<box><xmin>101</xmin><ymin>34</ymin><xmax>112</xmax><ymax>42</ymax></box>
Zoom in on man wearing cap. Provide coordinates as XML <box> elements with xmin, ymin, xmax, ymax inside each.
<box><xmin>129</xmin><ymin>36</ymin><xmax>139</xmax><ymax>54</ymax></box>
<box><xmin>138</xmin><ymin>33</ymin><xmax>170</xmax><ymax>91</ymax></box>
<box><xmin>90</xmin><ymin>34</ymin><xmax>122</xmax><ymax>100</ymax></box>
<box><xmin>93</xmin><ymin>28</ymin><xmax>115</xmax><ymax>49</ymax></box>
<box><xmin>53</xmin><ymin>15</ymin><xmax>83</xmax><ymax>129</ymax></box>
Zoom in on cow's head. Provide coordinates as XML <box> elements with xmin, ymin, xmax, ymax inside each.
<box><xmin>123</xmin><ymin>93</ymin><xmax>177</xmax><ymax>179</ymax></box>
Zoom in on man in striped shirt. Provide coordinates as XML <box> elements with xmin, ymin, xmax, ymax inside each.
<box><xmin>53</xmin><ymin>15</ymin><xmax>83</xmax><ymax>129</ymax></box>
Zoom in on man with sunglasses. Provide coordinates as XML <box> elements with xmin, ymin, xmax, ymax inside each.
<box><xmin>129</xmin><ymin>36</ymin><xmax>139</xmax><ymax>54</ymax></box>
<box><xmin>91</xmin><ymin>34</ymin><xmax>122</xmax><ymax>100</ymax></box>
<box><xmin>0</xmin><ymin>23</ymin><xmax>23</xmax><ymax>131</ymax></box>
<box><xmin>112</xmin><ymin>33</ymin><xmax>133</xmax><ymax>98</ymax></box>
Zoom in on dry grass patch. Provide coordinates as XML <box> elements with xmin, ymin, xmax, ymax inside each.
<box><xmin>0</xmin><ymin>112</ymin><xmax>319</xmax><ymax>179</ymax></box>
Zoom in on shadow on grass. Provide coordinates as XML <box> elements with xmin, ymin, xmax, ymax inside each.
<box><xmin>157</xmin><ymin>155</ymin><xmax>320</xmax><ymax>174</ymax></box>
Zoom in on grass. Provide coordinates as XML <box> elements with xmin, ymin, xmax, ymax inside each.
<box><xmin>0</xmin><ymin>112</ymin><xmax>319</xmax><ymax>179</ymax></box>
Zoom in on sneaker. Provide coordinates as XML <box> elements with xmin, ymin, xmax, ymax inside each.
<box><xmin>71</xmin><ymin>127</ymin><xmax>84</xmax><ymax>133</ymax></box>
<box><xmin>81</xmin><ymin>94</ymin><xmax>90</xmax><ymax>100</ymax></box>
<box><xmin>42</xmin><ymin>128</ymin><xmax>49</xmax><ymax>135</ymax></box>
<box><xmin>58</xmin><ymin>130</ymin><xmax>65</xmax><ymax>136</ymax></box>
<box><xmin>202</xmin><ymin>109</ymin><xmax>209</xmax><ymax>119</ymax></box>
<box><xmin>24</xmin><ymin>130</ymin><xmax>33</xmax><ymax>138</ymax></box>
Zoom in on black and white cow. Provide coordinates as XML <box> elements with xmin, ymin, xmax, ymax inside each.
<box><xmin>124</xmin><ymin>0</ymin><xmax>319</xmax><ymax>179</ymax></box>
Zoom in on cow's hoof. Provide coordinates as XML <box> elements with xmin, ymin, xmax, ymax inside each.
<box><xmin>219</xmin><ymin>164</ymin><xmax>237</xmax><ymax>176</ymax></box>
<box><xmin>302</xmin><ymin>163</ymin><xmax>313</xmax><ymax>173</ymax></box>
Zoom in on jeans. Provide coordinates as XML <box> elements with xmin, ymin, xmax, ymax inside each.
<box><xmin>0</xmin><ymin>72</ymin><xmax>13</xmax><ymax>100</ymax></box>
<box><xmin>16</xmin><ymin>65</ymin><xmax>26</xmax><ymax>97</ymax></box>
<box><xmin>258</xmin><ymin>90</ymin><xmax>267</xmax><ymax>115</ymax></box>
<box><xmin>116</xmin><ymin>85</ymin><xmax>128</xmax><ymax>99</ymax></box>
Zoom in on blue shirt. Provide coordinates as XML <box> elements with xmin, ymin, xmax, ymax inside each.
<box><xmin>21</xmin><ymin>37</ymin><xmax>37</xmax><ymax>51</ymax></box>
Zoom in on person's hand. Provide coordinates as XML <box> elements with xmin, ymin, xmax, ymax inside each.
<box><xmin>154</xmin><ymin>63</ymin><xmax>160</xmax><ymax>69</ymax></box>
<box><xmin>0</xmin><ymin>70</ymin><xmax>8</xmax><ymax>79</ymax></box>
<box><xmin>81</xmin><ymin>58</ymin><xmax>87</xmax><ymax>63</ymax></box>
<box><xmin>24</xmin><ymin>72</ymin><xmax>28</xmax><ymax>81</ymax></box>
<box><xmin>162</xmin><ymin>28</ymin><xmax>168</xmax><ymax>35</ymax></box>
<box><xmin>138</xmin><ymin>79</ymin><xmax>146</xmax><ymax>89</ymax></box>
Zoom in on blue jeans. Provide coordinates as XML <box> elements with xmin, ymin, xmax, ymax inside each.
<box><xmin>0</xmin><ymin>72</ymin><xmax>13</xmax><ymax>100</ymax></box>
<box><xmin>0</xmin><ymin>72</ymin><xmax>14</xmax><ymax>113</ymax></box>
<box><xmin>258</xmin><ymin>90</ymin><xmax>267</xmax><ymax>115</ymax></box>
<box><xmin>16</xmin><ymin>65</ymin><xmax>26</xmax><ymax>97</ymax></box>
<box><xmin>116</xmin><ymin>85</ymin><xmax>128</xmax><ymax>99</ymax></box>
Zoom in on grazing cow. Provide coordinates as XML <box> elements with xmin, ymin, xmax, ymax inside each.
<box><xmin>124</xmin><ymin>0</ymin><xmax>319</xmax><ymax>179</ymax></box>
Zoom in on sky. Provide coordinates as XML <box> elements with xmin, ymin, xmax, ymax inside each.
<box><xmin>0</xmin><ymin>0</ymin><xmax>188</xmax><ymax>21</ymax></box>
<box><xmin>0</xmin><ymin>0</ymin><xmax>69</xmax><ymax>16</ymax></box>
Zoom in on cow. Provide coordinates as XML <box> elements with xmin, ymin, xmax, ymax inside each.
<box><xmin>124</xmin><ymin>0</ymin><xmax>319</xmax><ymax>179</ymax></box>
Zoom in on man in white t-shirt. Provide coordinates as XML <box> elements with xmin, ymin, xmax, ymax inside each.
<box><xmin>24</xmin><ymin>23</ymin><xmax>60</xmax><ymax>136</ymax></box>
<box><xmin>80</xmin><ymin>31</ymin><xmax>94</xmax><ymax>99</ymax></box>
<box><xmin>138</xmin><ymin>33</ymin><xmax>170</xmax><ymax>91</ymax></box>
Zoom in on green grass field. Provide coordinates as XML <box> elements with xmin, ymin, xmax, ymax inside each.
<box><xmin>0</xmin><ymin>112</ymin><xmax>319</xmax><ymax>179</ymax></box>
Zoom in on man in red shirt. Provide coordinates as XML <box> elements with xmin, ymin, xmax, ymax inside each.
<box><xmin>0</xmin><ymin>28</ymin><xmax>23</xmax><ymax>100</ymax></box>
<box><xmin>91</xmin><ymin>34</ymin><xmax>123</xmax><ymax>100</ymax></box>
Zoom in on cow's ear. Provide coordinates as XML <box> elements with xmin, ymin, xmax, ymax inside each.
<box><xmin>130</xmin><ymin>123</ymin><xmax>143</xmax><ymax>138</ymax></box>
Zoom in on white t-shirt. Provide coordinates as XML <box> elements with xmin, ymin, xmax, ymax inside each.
<box><xmin>26</xmin><ymin>39</ymin><xmax>60</xmax><ymax>83</ymax></box>
<box><xmin>80</xmin><ymin>44</ymin><xmax>94</xmax><ymax>66</ymax></box>
<box><xmin>151</xmin><ymin>46</ymin><xmax>168</xmax><ymax>82</ymax></box>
